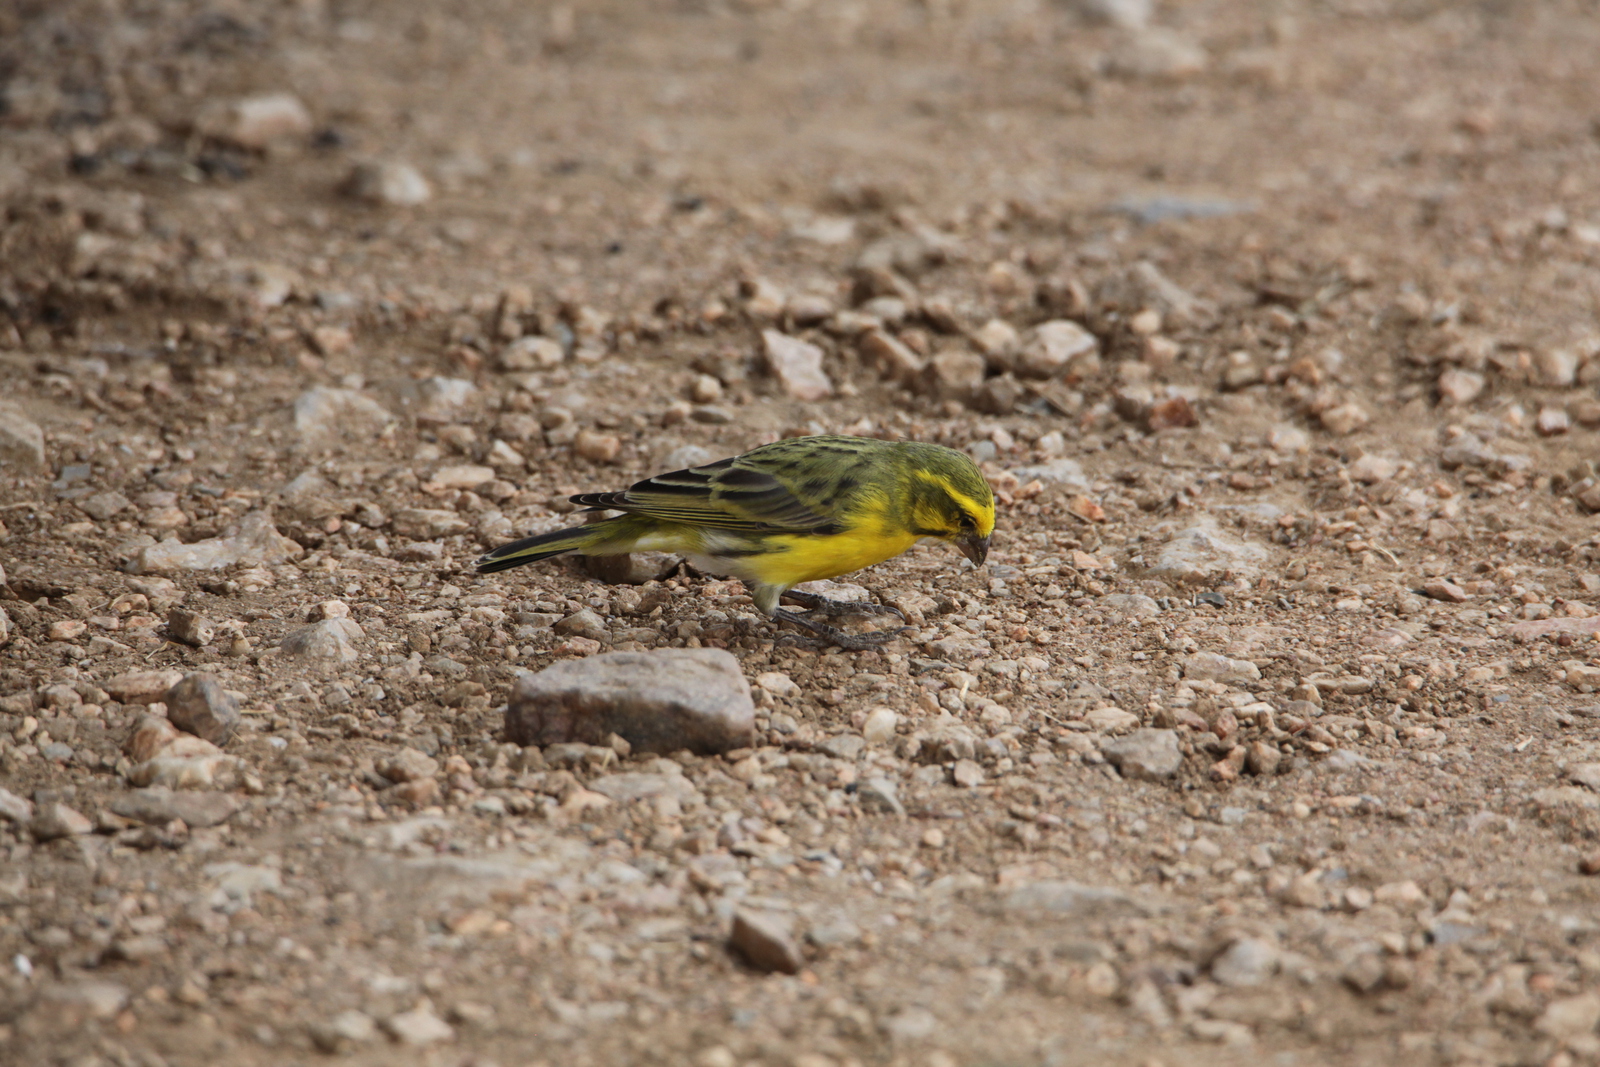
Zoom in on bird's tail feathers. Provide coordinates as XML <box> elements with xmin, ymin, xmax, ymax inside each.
<box><xmin>474</xmin><ymin>522</ymin><xmax>614</xmax><ymax>574</ymax></box>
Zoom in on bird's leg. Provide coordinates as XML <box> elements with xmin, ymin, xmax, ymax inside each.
<box><xmin>779</xmin><ymin>589</ymin><xmax>906</xmax><ymax>621</ymax></box>
<box><xmin>772</xmin><ymin>609</ymin><xmax>908</xmax><ymax>651</ymax></box>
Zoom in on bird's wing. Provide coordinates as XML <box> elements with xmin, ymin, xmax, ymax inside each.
<box><xmin>570</xmin><ymin>456</ymin><xmax>839</xmax><ymax>532</ymax></box>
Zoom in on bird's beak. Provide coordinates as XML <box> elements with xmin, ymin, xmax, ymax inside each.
<box><xmin>957</xmin><ymin>534</ymin><xmax>990</xmax><ymax>567</ymax></box>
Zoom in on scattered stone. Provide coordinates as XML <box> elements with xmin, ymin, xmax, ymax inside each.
<box><xmin>729</xmin><ymin>910</ymin><xmax>804</xmax><ymax>975</ymax></box>
<box><xmin>279</xmin><ymin>617</ymin><xmax>364</xmax><ymax>662</ymax></box>
<box><xmin>1535</xmin><ymin>992</ymin><xmax>1600</xmax><ymax>1041</ymax></box>
<box><xmin>0</xmin><ymin>786</ymin><xmax>33</xmax><ymax>824</ymax></box>
<box><xmin>292</xmin><ymin>386</ymin><xmax>393</xmax><ymax>439</ymax></box>
<box><xmin>77</xmin><ymin>489</ymin><xmax>131</xmax><ymax>521</ymax></box>
<box><xmin>581</xmin><ymin>552</ymin><xmax>681</xmax><ymax>585</ymax></box>
<box><xmin>760</xmin><ymin>329</ymin><xmax>833</xmax><ymax>400</ymax></box>
<box><xmin>426</xmin><ymin>464</ymin><xmax>495</xmax><ymax>490</ymax></box>
<box><xmin>1347</xmin><ymin>453</ymin><xmax>1399</xmax><ymax>483</ymax></box>
<box><xmin>382</xmin><ymin>1005</ymin><xmax>455</xmax><ymax>1046</ymax></box>
<box><xmin>0</xmin><ymin>402</ymin><xmax>48</xmax><ymax>471</ymax></box>
<box><xmin>859</xmin><ymin>328</ymin><xmax>925</xmax><ymax>382</ymax></box>
<box><xmin>127</xmin><ymin>511</ymin><xmax>303</xmax><ymax>573</ymax></box>
<box><xmin>1437</xmin><ymin>368</ymin><xmax>1486</xmax><ymax>404</ymax></box>
<box><xmin>105</xmin><ymin>670</ymin><xmax>184</xmax><ymax>705</ymax></box>
<box><xmin>127</xmin><ymin>740</ymin><xmax>238</xmax><ymax>790</ymax></box>
<box><xmin>857</xmin><ymin>776</ymin><xmax>906</xmax><ymax>816</ymax></box>
<box><xmin>862</xmin><ymin>706</ymin><xmax>898</xmax><ymax>744</ymax></box>
<box><xmin>125</xmin><ymin>714</ymin><xmax>181</xmax><ymax>762</ymax></box>
<box><xmin>1106</xmin><ymin>28</ymin><xmax>1208</xmax><ymax>80</ymax></box>
<box><xmin>197</xmin><ymin>92</ymin><xmax>313</xmax><ymax>149</ymax></box>
<box><xmin>1146</xmin><ymin>516</ymin><xmax>1272</xmax><ymax>582</ymax></box>
<box><xmin>1097</xmin><ymin>593</ymin><xmax>1161</xmax><ymax>617</ymax></box>
<box><xmin>37</xmin><ymin>980</ymin><xmax>130</xmax><ymax>1023</ymax></box>
<box><xmin>31</xmin><ymin>801</ymin><xmax>93</xmax><ymax>840</ymax></box>
<box><xmin>346</xmin><ymin>160</ymin><xmax>433</xmax><ymax>206</ymax></box>
<box><xmin>167</xmin><ymin>608</ymin><xmax>215</xmax><ymax>647</ymax></box>
<box><xmin>1103</xmin><ymin>729</ymin><xmax>1182</xmax><ymax>780</ymax></box>
<box><xmin>1003</xmin><ymin>881</ymin><xmax>1146</xmax><ymax>917</ymax></box>
<box><xmin>1085</xmin><ymin>706</ymin><xmax>1140</xmax><ymax>732</ymax></box>
<box><xmin>587</xmin><ymin>771</ymin><xmax>699</xmax><ymax>804</ymax></box>
<box><xmin>1183</xmin><ymin>651</ymin><xmax>1261</xmax><ymax>684</ymax></box>
<box><xmin>573</xmin><ymin>429</ymin><xmax>622</xmax><ymax>463</ymax></box>
<box><xmin>1245</xmin><ymin>740</ymin><xmax>1282</xmax><ymax>777</ymax></box>
<box><xmin>499</xmin><ymin>335</ymin><xmax>565</xmax><ymax>371</ymax></box>
<box><xmin>165</xmin><ymin>672</ymin><xmax>240</xmax><ymax>743</ymax></box>
<box><xmin>376</xmin><ymin>748</ymin><xmax>440</xmax><ymax>783</ymax></box>
<box><xmin>1019</xmin><ymin>320</ymin><xmax>1100</xmax><ymax>379</ymax></box>
<box><xmin>110</xmin><ymin>788</ymin><xmax>240</xmax><ymax>828</ymax></box>
<box><xmin>1421</xmin><ymin>579</ymin><xmax>1469</xmax><ymax>603</ymax></box>
<box><xmin>921</xmin><ymin>348</ymin><xmax>987</xmax><ymax>402</ymax></box>
<box><xmin>1537</xmin><ymin>405</ymin><xmax>1571</xmax><ymax>436</ymax></box>
<box><xmin>951</xmin><ymin>758</ymin><xmax>986</xmax><ymax>787</ymax></box>
<box><xmin>1211</xmin><ymin>938</ymin><xmax>1279</xmax><ymax>987</ymax></box>
<box><xmin>392</xmin><ymin>507</ymin><xmax>470</xmax><ymax>539</ymax></box>
<box><xmin>505</xmin><ymin>649</ymin><xmax>754</xmax><ymax>754</ymax></box>
<box><xmin>1317</xmin><ymin>402</ymin><xmax>1370</xmax><ymax>435</ymax></box>
<box><xmin>311</xmin><ymin>1010</ymin><xmax>379</xmax><ymax>1053</ymax></box>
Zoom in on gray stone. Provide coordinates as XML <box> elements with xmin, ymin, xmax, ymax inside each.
<box><xmin>391</xmin><ymin>507</ymin><xmax>470</xmax><ymax>539</ymax></box>
<box><xmin>127</xmin><ymin>511</ymin><xmax>303</xmax><ymax>573</ymax></box>
<box><xmin>581</xmin><ymin>552</ymin><xmax>681</xmax><ymax>585</ymax></box>
<box><xmin>165</xmin><ymin>672</ymin><xmax>240</xmax><ymax>743</ymax></box>
<box><xmin>37</xmin><ymin>980</ymin><xmax>130</xmax><ymax>1022</ymax></box>
<box><xmin>280</xmin><ymin>617</ymin><xmax>364</xmax><ymax>662</ymax></box>
<box><xmin>31</xmin><ymin>801</ymin><xmax>93</xmax><ymax>840</ymax></box>
<box><xmin>1097</xmin><ymin>593</ymin><xmax>1162</xmax><ymax>617</ymax></box>
<box><xmin>111</xmin><ymin>788</ymin><xmax>241</xmax><ymax>828</ymax></box>
<box><xmin>1183</xmin><ymin>651</ymin><xmax>1262</xmax><ymax>684</ymax></box>
<box><xmin>106</xmin><ymin>669</ymin><xmax>185</xmax><ymax>705</ymax></box>
<box><xmin>587</xmin><ymin>772</ymin><xmax>699</xmax><ymax>803</ymax></box>
<box><xmin>1010</xmin><ymin>458</ymin><xmax>1090</xmax><ymax>489</ymax></box>
<box><xmin>1103</xmin><ymin>728</ymin><xmax>1183</xmax><ymax>781</ymax></box>
<box><xmin>1211</xmin><ymin>937</ymin><xmax>1279</xmax><ymax>987</ymax></box>
<box><xmin>382</xmin><ymin>1005</ymin><xmax>454</xmax><ymax>1045</ymax></box>
<box><xmin>506</xmin><ymin>649</ymin><xmax>754</xmax><ymax>755</ymax></box>
<box><xmin>292</xmin><ymin>386</ymin><xmax>393</xmax><ymax>440</ymax></box>
<box><xmin>346</xmin><ymin>160</ymin><xmax>433</xmax><ymax>206</ymax></box>
<box><xmin>311</xmin><ymin>1009</ymin><xmax>379</xmax><ymax>1053</ymax></box>
<box><xmin>857</xmin><ymin>776</ymin><xmax>906</xmax><ymax>817</ymax></box>
<box><xmin>166</xmin><ymin>608</ymin><xmax>215</xmax><ymax>647</ymax></box>
<box><xmin>196</xmin><ymin>92</ymin><xmax>312</xmax><ymax>149</ymax></box>
<box><xmin>77</xmin><ymin>490</ymin><xmax>132</xmax><ymax>521</ymax></box>
<box><xmin>0</xmin><ymin>401</ymin><xmax>47</xmax><ymax>471</ymax></box>
<box><xmin>760</xmin><ymin>329</ymin><xmax>833</xmax><ymax>401</ymax></box>
<box><xmin>0</xmin><ymin>786</ymin><xmax>35</xmax><ymax>824</ymax></box>
<box><xmin>1002</xmin><ymin>881</ymin><xmax>1147</xmax><ymax>917</ymax></box>
<box><xmin>729</xmin><ymin>909</ymin><xmax>804</xmax><ymax>974</ymax></box>
<box><xmin>1570</xmin><ymin>762</ymin><xmax>1600</xmax><ymax>791</ymax></box>
<box><xmin>376</xmin><ymin>748</ymin><xmax>439</xmax><ymax>783</ymax></box>
<box><xmin>1018</xmin><ymin>320</ymin><xmax>1100</xmax><ymax>379</ymax></box>
<box><xmin>1321</xmin><ymin>748</ymin><xmax>1369</xmax><ymax>774</ymax></box>
<box><xmin>1146</xmin><ymin>516</ymin><xmax>1272</xmax><ymax>582</ymax></box>
<box><xmin>819</xmin><ymin>733</ymin><xmax>866</xmax><ymax>760</ymax></box>
<box><xmin>553</xmin><ymin>608</ymin><xmax>608</xmax><ymax>641</ymax></box>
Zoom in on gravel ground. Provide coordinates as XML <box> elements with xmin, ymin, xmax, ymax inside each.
<box><xmin>3</xmin><ymin>2</ymin><xmax>1600</xmax><ymax>1065</ymax></box>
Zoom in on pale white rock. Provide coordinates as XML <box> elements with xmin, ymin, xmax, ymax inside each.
<box><xmin>0</xmin><ymin>401</ymin><xmax>47</xmax><ymax>471</ymax></box>
<box><xmin>127</xmin><ymin>511</ymin><xmax>303</xmax><ymax>573</ymax></box>
<box><xmin>417</xmin><ymin>376</ymin><xmax>476</xmax><ymax>413</ymax></box>
<box><xmin>1085</xmin><ymin>706</ymin><xmax>1140</xmax><ymax>732</ymax></box>
<box><xmin>760</xmin><ymin>330</ymin><xmax>833</xmax><ymax>401</ymax></box>
<box><xmin>1019</xmin><ymin>320</ymin><xmax>1100</xmax><ymax>379</ymax></box>
<box><xmin>1107</xmin><ymin>28</ymin><xmax>1208</xmax><ymax>80</ymax></box>
<box><xmin>1146</xmin><ymin>516</ymin><xmax>1272</xmax><ymax>582</ymax></box>
<box><xmin>1009</xmin><ymin>458</ymin><xmax>1089</xmax><ymax>489</ymax></box>
<box><xmin>1347</xmin><ymin>453</ymin><xmax>1399</xmax><ymax>483</ymax></box>
<box><xmin>1102</xmin><ymin>729</ymin><xmax>1182</xmax><ymax>780</ymax></box>
<box><xmin>1437</xmin><ymin>367</ymin><xmax>1486</xmax><ymax>404</ymax></box>
<box><xmin>292</xmin><ymin>387</ymin><xmax>392</xmax><ymax>439</ymax></box>
<box><xmin>196</xmin><ymin>92</ymin><xmax>312</xmax><ymax>149</ymax></box>
<box><xmin>862</xmin><ymin>706</ymin><xmax>899</xmax><ymax>744</ymax></box>
<box><xmin>498</xmin><ymin>335</ymin><xmax>565</xmax><ymax>371</ymax></box>
<box><xmin>427</xmin><ymin>465</ymin><xmax>496</xmax><ymax>490</ymax></box>
<box><xmin>1211</xmin><ymin>938</ymin><xmax>1279</xmax><ymax>987</ymax></box>
<box><xmin>1536</xmin><ymin>992</ymin><xmax>1600</xmax><ymax>1041</ymax></box>
<box><xmin>1183</xmin><ymin>651</ymin><xmax>1261</xmax><ymax>684</ymax></box>
<box><xmin>280</xmin><ymin>618</ymin><xmax>364</xmax><ymax>662</ymax></box>
<box><xmin>346</xmin><ymin>160</ymin><xmax>432</xmax><ymax>206</ymax></box>
<box><xmin>384</xmin><ymin>1006</ymin><xmax>455</xmax><ymax>1046</ymax></box>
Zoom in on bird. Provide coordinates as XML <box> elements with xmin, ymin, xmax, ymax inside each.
<box><xmin>475</xmin><ymin>434</ymin><xmax>996</xmax><ymax>649</ymax></box>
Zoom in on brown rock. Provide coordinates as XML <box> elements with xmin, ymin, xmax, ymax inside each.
<box><xmin>167</xmin><ymin>608</ymin><xmax>215</xmax><ymax>647</ymax></box>
<box><xmin>165</xmin><ymin>673</ymin><xmax>240</xmax><ymax>744</ymax></box>
<box><xmin>760</xmin><ymin>329</ymin><xmax>833</xmax><ymax>401</ymax></box>
<box><xmin>729</xmin><ymin>910</ymin><xmax>804</xmax><ymax>974</ymax></box>
<box><xmin>1421</xmin><ymin>579</ymin><xmax>1469</xmax><ymax>603</ymax></box>
<box><xmin>31</xmin><ymin>801</ymin><xmax>93</xmax><ymax>841</ymax></box>
<box><xmin>125</xmin><ymin>714</ymin><xmax>181</xmax><ymax>762</ymax></box>
<box><xmin>506</xmin><ymin>648</ymin><xmax>754</xmax><ymax>755</ymax></box>
<box><xmin>106</xmin><ymin>670</ymin><xmax>185</xmax><ymax>705</ymax></box>
<box><xmin>920</xmin><ymin>347</ymin><xmax>986</xmax><ymax>401</ymax></box>
<box><xmin>376</xmin><ymin>748</ymin><xmax>440</xmax><ymax>783</ymax></box>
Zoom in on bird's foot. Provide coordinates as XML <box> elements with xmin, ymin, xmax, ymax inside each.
<box><xmin>779</xmin><ymin>590</ymin><xmax>906</xmax><ymax>621</ymax></box>
<box><xmin>772</xmin><ymin>609</ymin><xmax>909</xmax><ymax>651</ymax></box>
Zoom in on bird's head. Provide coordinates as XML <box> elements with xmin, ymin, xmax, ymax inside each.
<box><xmin>907</xmin><ymin>447</ymin><xmax>996</xmax><ymax>567</ymax></box>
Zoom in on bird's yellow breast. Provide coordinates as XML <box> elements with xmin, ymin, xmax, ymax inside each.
<box><xmin>740</xmin><ymin>522</ymin><xmax>921</xmax><ymax>589</ymax></box>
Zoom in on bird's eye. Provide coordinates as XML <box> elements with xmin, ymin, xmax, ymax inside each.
<box><xmin>957</xmin><ymin>513</ymin><xmax>975</xmax><ymax>532</ymax></box>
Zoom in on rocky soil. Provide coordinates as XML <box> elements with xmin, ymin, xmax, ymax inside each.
<box><xmin>3</xmin><ymin>1</ymin><xmax>1600</xmax><ymax>1065</ymax></box>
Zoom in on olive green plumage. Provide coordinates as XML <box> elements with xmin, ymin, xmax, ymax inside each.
<box><xmin>477</xmin><ymin>435</ymin><xmax>997</xmax><ymax>648</ymax></box>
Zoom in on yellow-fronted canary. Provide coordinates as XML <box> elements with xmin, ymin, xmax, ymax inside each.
<box><xmin>476</xmin><ymin>434</ymin><xmax>996</xmax><ymax>648</ymax></box>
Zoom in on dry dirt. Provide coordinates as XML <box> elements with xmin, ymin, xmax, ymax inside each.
<box><xmin>4</xmin><ymin>1</ymin><xmax>1600</xmax><ymax>1065</ymax></box>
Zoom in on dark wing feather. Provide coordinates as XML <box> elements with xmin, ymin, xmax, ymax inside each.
<box><xmin>568</xmin><ymin>454</ymin><xmax>837</xmax><ymax>532</ymax></box>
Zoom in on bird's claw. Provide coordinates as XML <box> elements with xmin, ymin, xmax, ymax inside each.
<box><xmin>780</xmin><ymin>590</ymin><xmax>905</xmax><ymax>621</ymax></box>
